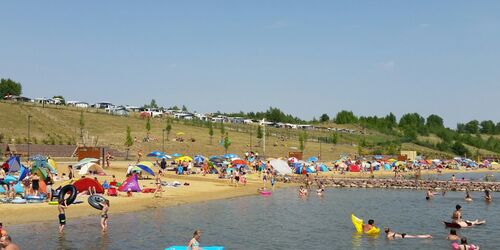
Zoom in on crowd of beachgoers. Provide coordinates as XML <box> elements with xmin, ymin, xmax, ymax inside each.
<box><xmin>0</xmin><ymin>150</ymin><xmax>499</xmax><ymax>249</ymax></box>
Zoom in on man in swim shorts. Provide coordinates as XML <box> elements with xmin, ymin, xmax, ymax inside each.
<box><xmin>58</xmin><ymin>200</ymin><xmax>68</xmax><ymax>233</ymax></box>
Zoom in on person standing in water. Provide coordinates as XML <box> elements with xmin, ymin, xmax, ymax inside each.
<box><xmin>465</xmin><ymin>190</ymin><xmax>473</xmax><ymax>202</ymax></box>
<box><xmin>100</xmin><ymin>200</ymin><xmax>110</xmax><ymax>232</ymax></box>
<box><xmin>484</xmin><ymin>189</ymin><xmax>492</xmax><ymax>202</ymax></box>
<box><xmin>187</xmin><ymin>230</ymin><xmax>202</xmax><ymax>250</ymax></box>
<box><xmin>58</xmin><ymin>200</ymin><xmax>68</xmax><ymax>233</ymax></box>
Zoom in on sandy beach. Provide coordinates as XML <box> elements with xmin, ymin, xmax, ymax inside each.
<box><xmin>1</xmin><ymin>160</ymin><xmax>293</xmax><ymax>226</ymax></box>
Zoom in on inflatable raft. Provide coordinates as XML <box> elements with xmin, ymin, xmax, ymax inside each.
<box><xmin>351</xmin><ymin>214</ymin><xmax>380</xmax><ymax>234</ymax></box>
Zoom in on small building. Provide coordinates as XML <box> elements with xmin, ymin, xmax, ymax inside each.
<box><xmin>92</xmin><ymin>102</ymin><xmax>114</xmax><ymax>109</ymax></box>
<box><xmin>400</xmin><ymin>151</ymin><xmax>417</xmax><ymax>161</ymax></box>
<box><xmin>8</xmin><ymin>95</ymin><xmax>32</xmax><ymax>102</ymax></box>
<box><xmin>67</xmin><ymin>101</ymin><xmax>90</xmax><ymax>108</ymax></box>
<box><xmin>107</xmin><ymin>106</ymin><xmax>130</xmax><ymax>116</ymax></box>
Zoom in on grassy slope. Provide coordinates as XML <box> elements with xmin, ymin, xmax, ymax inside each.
<box><xmin>2</xmin><ymin>101</ymin><xmax>476</xmax><ymax>160</ymax></box>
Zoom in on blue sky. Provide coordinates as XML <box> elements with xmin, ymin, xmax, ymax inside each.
<box><xmin>1</xmin><ymin>1</ymin><xmax>499</xmax><ymax>127</ymax></box>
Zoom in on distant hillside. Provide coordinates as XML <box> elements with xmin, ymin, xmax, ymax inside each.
<box><xmin>0</xmin><ymin>101</ymin><xmax>497</xmax><ymax>160</ymax></box>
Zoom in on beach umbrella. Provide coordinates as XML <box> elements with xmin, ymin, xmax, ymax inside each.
<box><xmin>176</xmin><ymin>132</ymin><xmax>185</xmax><ymax>136</ymax></box>
<box><xmin>194</xmin><ymin>155</ymin><xmax>205</xmax><ymax>163</ymax></box>
<box><xmin>29</xmin><ymin>154</ymin><xmax>47</xmax><ymax>161</ymax></box>
<box><xmin>306</xmin><ymin>156</ymin><xmax>318</xmax><ymax>163</ymax></box>
<box><xmin>388</xmin><ymin>158</ymin><xmax>397</xmax><ymax>162</ymax></box>
<box><xmin>171</xmin><ymin>153</ymin><xmax>182</xmax><ymax>158</ymax></box>
<box><xmin>209</xmin><ymin>157</ymin><xmax>223</xmax><ymax>164</ymax></box>
<box><xmin>176</xmin><ymin>156</ymin><xmax>193</xmax><ymax>162</ymax></box>
<box><xmin>48</xmin><ymin>158</ymin><xmax>58</xmax><ymax>168</ymax></box>
<box><xmin>134</xmin><ymin>162</ymin><xmax>156</xmax><ymax>176</ymax></box>
<box><xmin>231</xmin><ymin>159</ymin><xmax>248</xmax><ymax>166</ymax></box>
<box><xmin>74</xmin><ymin>158</ymin><xmax>99</xmax><ymax>168</ymax></box>
<box><xmin>18</xmin><ymin>165</ymin><xmax>29</xmax><ymax>181</ymax></box>
<box><xmin>147</xmin><ymin>151</ymin><xmax>164</xmax><ymax>157</ymax></box>
<box><xmin>374</xmin><ymin>155</ymin><xmax>383</xmax><ymax>160</ymax></box>
<box><xmin>7</xmin><ymin>156</ymin><xmax>21</xmax><ymax>173</ymax></box>
<box><xmin>158</xmin><ymin>154</ymin><xmax>172</xmax><ymax>159</ymax></box>
<box><xmin>223</xmin><ymin>154</ymin><xmax>238</xmax><ymax>159</ymax></box>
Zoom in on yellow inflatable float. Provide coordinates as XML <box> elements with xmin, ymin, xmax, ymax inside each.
<box><xmin>351</xmin><ymin>214</ymin><xmax>380</xmax><ymax>235</ymax></box>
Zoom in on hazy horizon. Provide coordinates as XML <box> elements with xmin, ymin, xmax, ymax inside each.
<box><xmin>1</xmin><ymin>1</ymin><xmax>499</xmax><ymax>127</ymax></box>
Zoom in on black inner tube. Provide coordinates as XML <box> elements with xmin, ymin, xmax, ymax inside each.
<box><xmin>58</xmin><ymin>185</ymin><xmax>77</xmax><ymax>205</ymax></box>
<box><xmin>88</xmin><ymin>195</ymin><xmax>107</xmax><ymax>210</ymax></box>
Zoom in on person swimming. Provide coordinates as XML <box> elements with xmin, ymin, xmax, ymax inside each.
<box><xmin>452</xmin><ymin>237</ymin><xmax>480</xmax><ymax>250</ymax></box>
<box><xmin>384</xmin><ymin>228</ymin><xmax>432</xmax><ymax>239</ymax></box>
<box><xmin>447</xmin><ymin>229</ymin><xmax>460</xmax><ymax>241</ymax></box>
<box><xmin>363</xmin><ymin>219</ymin><xmax>375</xmax><ymax>233</ymax></box>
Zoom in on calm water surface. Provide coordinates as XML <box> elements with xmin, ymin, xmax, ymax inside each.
<box><xmin>9</xmin><ymin>187</ymin><xmax>500</xmax><ymax>249</ymax></box>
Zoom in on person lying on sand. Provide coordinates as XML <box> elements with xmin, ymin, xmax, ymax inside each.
<box><xmin>384</xmin><ymin>228</ymin><xmax>432</xmax><ymax>239</ymax></box>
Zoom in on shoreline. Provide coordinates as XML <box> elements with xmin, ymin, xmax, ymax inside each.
<box><xmin>2</xmin><ymin>162</ymin><xmax>497</xmax><ymax>226</ymax></box>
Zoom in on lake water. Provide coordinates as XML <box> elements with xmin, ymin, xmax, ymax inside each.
<box><xmin>8</xmin><ymin>187</ymin><xmax>500</xmax><ymax>250</ymax></box>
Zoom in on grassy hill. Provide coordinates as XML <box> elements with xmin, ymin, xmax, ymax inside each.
<box><xmin>1</xmin><ymin>101</ymin><xmax>492</xmax><ymax>160</ymax></box>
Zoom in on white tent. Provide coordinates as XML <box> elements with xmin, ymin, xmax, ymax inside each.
<box><xmin>78</xmin><ymin>163</ymin><xmax>106</xmax><ymax>175</ymax></box>
<box><xmin>270</xmin><ymin>159</ymin><xmax>293</xmax><ymax>175</ymax></box>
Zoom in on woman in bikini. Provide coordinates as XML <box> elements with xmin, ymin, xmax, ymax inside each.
<box><xmin>384</xmin><ymin>228</ymin><xmax>432</xmax><ymax>239</ymax></box>
<box><xmin>187</xmin><ymin>230</ymin><xmax>202</xmax><ymax>250</ymax></box>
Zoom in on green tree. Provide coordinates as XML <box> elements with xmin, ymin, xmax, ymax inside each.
<box><xmin>334</xmin><ymin>110</ymin><xmax>358</xmax><ymax>124</ymax></box>
<box><xmin>451</xmin><ymin>141</ymin><xmax>470</xmax><ymax>157</ymax></box>
<box><xmin>319</xmin><ymin>113</ymin><xmax>330</xmax><ymax>123</ymax></box>
<box><xmin>220</xmin><ymin>122</ymin><xmax>225</xmax><ymax>140</ymax></box>
<box><xmin>480</xmin><ymin>120</ymin><xmax>496</xmax><ymax>134</ymax></box>
<box><xmin>124</xmin><ymin>126</ymin><xmax>133</xmax><ymax>160</ymax></box>
<box><xmin>79</xmin><ymin>111</ymin><xmax>85</xmax><ymax>139</ymax></box>
<box><xmin>165</xmin><ymin>119</ymin><xmax>172</xmax><ymax>140</ymax></box>
<box><xmin>330</xmin><ymin>132</ymin><xmax>338</xmax><ymax>144</ymax></box>
<box><xmin>182</xmin><ymin>105</ymin><xmax>188</xmax><ymax>111</ymax></box>
<box><xmin>256</xmin><ymin>125</ymin><xmax>263</xmax><ymax>146</ymax></box>
<box><xmin>0</xmin><ymin>78</ymin><xmax>22</xmax><ymax>97</ymax></box>
<box><xmin>208</xmin><ymin>122</ymin><xmax>214</xmax><ymax>145</ymax></box>
<box><xmin>299</xmin><ymin>131</ymin><xmax>307</xmax><ymax>152</ymax></box>
<box><xmin>146</xmin><ymin>117</ymin><xmax>151</xmax><ymax>134</ymax></box>
<box><xmin>143</xmin><ymin>99</ymin><xmax>158</xmax><ymax>108</ymax></box>
<box><xmin>464</xmin><ymin>120</ymin><xmax>479</xmax><ymax>134</ymax></box>
<box><xmin>223</xmin><ymin>132</ymin><xmax>231</xmax><ymax>153</ymax></box>
<box><xmin>426</xmin><ymin>114</ymin><xmax>444</xmax><ymax>130</ymax></box>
